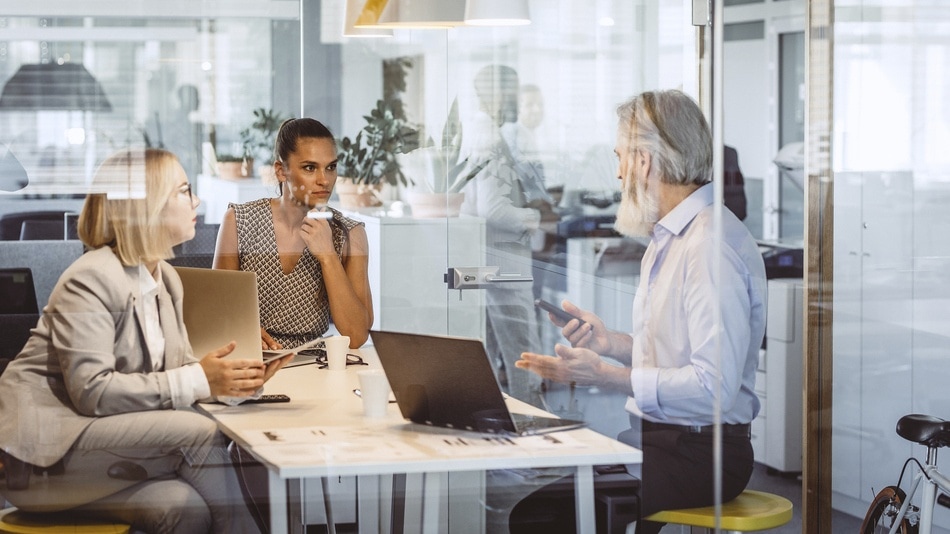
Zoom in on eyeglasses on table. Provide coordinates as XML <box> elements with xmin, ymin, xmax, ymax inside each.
<box><xmin>297</xmin><ymin>349</ymin><xmax>367</xmax><ymax>369</ymax></box>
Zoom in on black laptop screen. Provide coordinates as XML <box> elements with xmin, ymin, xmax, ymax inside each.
<box><xmin>370</xmin><ymin>330</ymin><xmax>517</xmax><ymax>433</ymax></box>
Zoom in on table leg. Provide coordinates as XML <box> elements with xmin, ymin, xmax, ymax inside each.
<box><xmin>447</xmin><ymin>471</ymin><xmax>485</xmax><ymax>533</ymax></box>
<box><xmin>357</xmin><ymin>475</ymin><xmax>383</xmax><ymax>534</ymax></box>
<box><xmin>403</xmin><ymin>473</ymin><xmax>423</xmax><ymax>532</ymax></box>
<box><xmin>574</xmin><ymin>464</ymin><xmax>595</xmax><ymax>534</ymax></box>
<box><xmin>421</xmin><ymin>472</ymin><xmax>443</xmax><ymax>534</ymax></box>
<box><xmin>268</xmin><ymin>470</ymin><xmax>289</xmax><ymax>533</ymax></box>
<box><xmin>321</xmin><ymin>477</ymin><xmax>337</xmax><ymax>534</ymax></box>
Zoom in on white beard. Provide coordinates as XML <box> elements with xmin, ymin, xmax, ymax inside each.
<box><xmin>613</xmin><ymin>173</ymin><xmax>659</xmax><ymax>237</ymax></box>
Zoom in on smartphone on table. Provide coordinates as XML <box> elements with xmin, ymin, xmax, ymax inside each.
<box><xmin>534</xmin><ymin>298</ymin><xmax>585</xmax><ymax>326</ymax></box>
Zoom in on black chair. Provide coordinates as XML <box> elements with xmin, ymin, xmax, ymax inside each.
<box><xmin>0</xmin><ymin>211</ymin><xmax>70</xmax><ymax>241</ymax></box>
<box><xmin>64</xmin><ymin>212</ymin><xmax>79</xmax><ymax>240</ymax></box>
<box><xmin>19</xmin><ymin>220</ymin><xmax>65</xmax><ymax>240</ymax></box>
<box><xmin>168</xmin><ymin>218</ymin><xmax>219</xmax><ymax>269</ymax></box>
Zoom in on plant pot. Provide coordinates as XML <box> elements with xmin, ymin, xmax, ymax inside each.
<box><xmin>336</xmin><ymin>178</ymin><xmax>383</xmax><ymax>210</ymax></box>
<box><xmin>407</xmin><ymin>191</ymin><xmax>465</xmax><ymax>218</ymax></box>
<box><xmin>216</xmin><ymin>158</ymin><xmax>254</xmax><ymax>180</ymax></box>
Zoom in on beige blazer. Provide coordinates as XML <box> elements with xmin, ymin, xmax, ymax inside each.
<box><xmin>0</xmin><ymin>247</ymin><xmax>198</xmax><ymax>467</ymax></box>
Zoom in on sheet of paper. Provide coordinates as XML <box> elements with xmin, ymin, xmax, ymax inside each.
<box><xmin>422</xmin><ymin>431</ymin><xmax>588</xmax><ymax>456</ymax></box>
<box><xmin>237</xmin><ymin>426</ymin><xmax>430</xmax><ymax>465</ymax></box>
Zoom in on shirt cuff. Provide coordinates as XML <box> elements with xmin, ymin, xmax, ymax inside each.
<box><xmin>521</xmin><ymin>208</ymin><xmax>541</xmax><ymax>230</ymax></box>
<box><xmin>216</xmin><ymin>388</ymin><xmax>263</xmax><ymax>406</ymax></box>
<box><xmin>630</xmin><ymin>367</ymin><xmax>660</xmax><ymax>416</ymax></box>
<box><xmin>167</xmin><ymin>363</ymin><xmax>212</xmax><ymax>409</ymax></box>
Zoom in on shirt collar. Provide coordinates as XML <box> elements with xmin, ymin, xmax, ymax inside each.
<box><xmin>138</xmin><ymin>263</ymin><xmax>162</xmax><ymax>298</ymax></box>
<box><xmin>654</xmin><ymin>182</ymin><xmax>714</xmax><ymax>238</ymax></box>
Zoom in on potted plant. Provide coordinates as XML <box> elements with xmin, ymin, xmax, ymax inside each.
<box><xmin>398</xmin><ymin>98</ymin><xmax>487</xmax><ymax>217</ymax></box>
<box><xmin>240</xmin><ymin>107</ymin><xmax>287</xmax><ymax>184</ymax></box>
<box><xmin>335</xmin><ymin>99</ymin><xmax>418</xmax><ymax>209</ymax></box>
<box><xmin>214</xmin><ymin>152</ymin><xmax>254</xmax><ymax>180</ymax></box>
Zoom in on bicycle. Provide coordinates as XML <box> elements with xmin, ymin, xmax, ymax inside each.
<box><xmin>860</xmin><ymin>414</ymin><xmax>950</xmax><ymax>533</ymax></box>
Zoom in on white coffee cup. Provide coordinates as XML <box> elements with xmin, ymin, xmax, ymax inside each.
<box><xmin>357</xmin><ymin>369</ymin><xmax>390</xmax><ymax>418</ymax></box>
<box><xmin>324</xmin><ymin>335</ymin><xmax>350</xmax><ymax>371</ymax></box>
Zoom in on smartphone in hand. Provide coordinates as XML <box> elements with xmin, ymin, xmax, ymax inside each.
<box><xmin>534</xmin><ymin>298</ymin><xmax>585</xmax><ymax>325</ymax></box>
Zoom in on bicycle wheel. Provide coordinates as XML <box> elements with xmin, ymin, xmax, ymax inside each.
<box><xmin>860</xmin><ymin>486</ymin><xmax>918</xmax><ymax>534</ymax></box>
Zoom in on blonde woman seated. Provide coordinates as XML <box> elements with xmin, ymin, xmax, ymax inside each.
<box><xmin>213</xmin><ymin>118</ymin><xmax>372</xmax><ymax>350</ymax></box>
<box><xmin>0</xmin><ymin>148</ymin><xmax>288</xmax><ymax>533</ymax></box>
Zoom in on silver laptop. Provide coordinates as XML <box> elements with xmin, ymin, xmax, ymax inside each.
<box><xmin>176</xmin><ymin>267</ymin><xmax>264</xmax><ymax>362</ymax></box>
<box><xmin>370</xmin><ymin>330</ymin><xmax>586</xmax><ymax>436</ymax></box>
<box><xmin>175</xmin><ymin>266</ymin><xmax>325</xmax><ymax>365</ymax></box>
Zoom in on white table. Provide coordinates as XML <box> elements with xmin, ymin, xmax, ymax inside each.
<box><xmin>200</xmin><ymin>346</ymin><xmax>641</xmax><ymax>533</ymax></box>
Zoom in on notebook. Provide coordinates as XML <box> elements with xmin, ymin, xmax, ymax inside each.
<box><xmin>370</xmin><ymin>330</ymin><xmax>586</xmax><ymax>436</ymax></box>
<box><xmin>175</xmin><ymin>266</ymin><xmax>326</xmax><ymax>365</ymax></box>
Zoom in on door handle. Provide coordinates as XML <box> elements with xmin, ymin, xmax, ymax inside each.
<box><xmin>445</xmin><ymin>267</ymin><xmax>533</xmax><ymax>290</ymax></box>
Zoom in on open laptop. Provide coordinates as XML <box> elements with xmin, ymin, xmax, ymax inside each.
<box><xmin>370</xmin><ymin>330</ymin><xmax>586</xmax><ymax>436</ymax></box>
<box><xmin>175</xmin><ymin>267</ymin><xmax>322</xmax><ymax>364</ymax></box>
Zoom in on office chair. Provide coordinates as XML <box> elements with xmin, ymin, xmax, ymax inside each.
<box><xmin>19</xmin><ymin>220</ymin><xmax>65</xmax><ymax>240</ymax></box>
<box><xmin>0</xmin><ymin>211</ymin><xmax>70</xmax><ymax>241</ymax></box>
<box><xmin>168</xmin><ymin>218</ymin><xmax>219</xmax><ymax>269</ymax></box>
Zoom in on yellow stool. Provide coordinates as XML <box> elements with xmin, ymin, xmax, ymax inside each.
<box><xmin>0</xmin><ymin>508</ymin><xmax>130</xmax><ymax>534</ymax></box>
<box><xmin>644</xmin><ymin>489</ymin><xmax>793</xmax><ymax>533</ymax></box>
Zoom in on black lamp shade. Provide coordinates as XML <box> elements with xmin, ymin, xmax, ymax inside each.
<box><xmin>0</xmin><ymin>63</ymin><xmax>112</xmax><ymax>112</ymax></box>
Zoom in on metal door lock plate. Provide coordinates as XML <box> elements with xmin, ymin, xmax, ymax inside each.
<box><xmin>444</xmin><ymin>267</ymin><xmax>533</xmax><ymax>290</ymax></box>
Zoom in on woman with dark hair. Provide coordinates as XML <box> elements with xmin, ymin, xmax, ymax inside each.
<box><xmin>213</xmin><ymin>118</ymin><xmax>372</xmax><ymax>351</ymax></box>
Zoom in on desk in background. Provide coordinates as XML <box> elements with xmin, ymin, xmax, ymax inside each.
<box><xmin>200</xmin><ymin>345</ymin><xmax>641</xmax><ymax>533</ymax></box>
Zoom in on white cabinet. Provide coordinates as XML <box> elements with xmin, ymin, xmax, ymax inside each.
<box><xmin>196</xmin><ymin>173</ymin><xmax>275</xmax><ymax>225</ymax></box>
<box><xmin>753</xmin><ymin>278</ymin><xmax>803</xmax><ymax>473</ymax></box>
<box><xmin>832</xmin><ymin>171</ymin><xmax>920</xmax><ymax>521</ymax></box>
<box><xmin>344</xmin><ymin>210</ymin><xmax>486</xmax><ymax>340</ymax></box>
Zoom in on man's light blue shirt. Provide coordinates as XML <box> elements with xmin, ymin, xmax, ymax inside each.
<box><xmin>625</xmin><ymin>183</ymin><xmax>767</xmax><ymax>426</ymax></box>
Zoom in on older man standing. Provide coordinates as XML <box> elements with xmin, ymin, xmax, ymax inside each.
<box><xmin>517</xmin><ymin>89</ymin><xmax>767</xmax><ymax>534</ymax></box>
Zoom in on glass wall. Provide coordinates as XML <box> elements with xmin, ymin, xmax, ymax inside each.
<box><xmin>830</xmin><ymin>0</ymin><xmax>950</xmax><ymax>530</ymax></box>
<box><xmin>334</xmin><ymin>9</ymin><xmax>714</xmax><ymax>531</ymax></box>
<box><xmin>0</xmin><ymin>0</ymin><xmax>816</xmax><ymax>531</ymax></box>
<box><xmin>0</xmin><ymin>12</ymin><xmax>282</xmax><ymax>196</ymax></box>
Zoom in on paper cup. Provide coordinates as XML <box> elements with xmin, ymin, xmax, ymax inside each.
<box><xmin>357</xmin><ymin>369</ymin><xmax>390</xmax><ymax>418</ymax></box>
<box><xmin>325</xmin><ymin>335</ymin><xmax>350</xmax><ymax>371</ymax></box>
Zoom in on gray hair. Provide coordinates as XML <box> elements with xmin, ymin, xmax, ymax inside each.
<box><xmin>616</xmin><ymin>90</ymin><xmax>712</xmax><ymax>186</ymax></box>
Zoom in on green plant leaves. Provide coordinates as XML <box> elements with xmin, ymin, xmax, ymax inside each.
<box><xmin>336</xmin><ymin>99</ymin><xmax>418</xmax><ymax>187</ymax></box>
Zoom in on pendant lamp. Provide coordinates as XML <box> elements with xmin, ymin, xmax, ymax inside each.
<box><xmin>0</xmin><ymin>63</ymin><xmax>112</xmax><ymax>112</ymax></box>
<box><xmin>356</xmin><ymin>0</ymin><xmax>467</xmax><ymax>29</ymax></box>
<box><xmin>344</xmin><ymin>0</ymin><xmax>392</xmax><ymax>37</ymax></box>
<box><xmin>464</xmin><ymin>0</ymin><xmax>531</xmax><ymax>26</ymax></box>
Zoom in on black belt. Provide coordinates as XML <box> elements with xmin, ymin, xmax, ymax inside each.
<box><xmin>642</xmin><ymin>420</ymin><xmax>751</xmax><ymax>438</ymax></box>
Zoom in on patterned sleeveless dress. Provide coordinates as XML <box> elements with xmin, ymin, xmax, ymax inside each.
<box><xmin>231</xmin><ymin>198</ymin><xmax>363</xmax><ymax>348</ymax></box>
